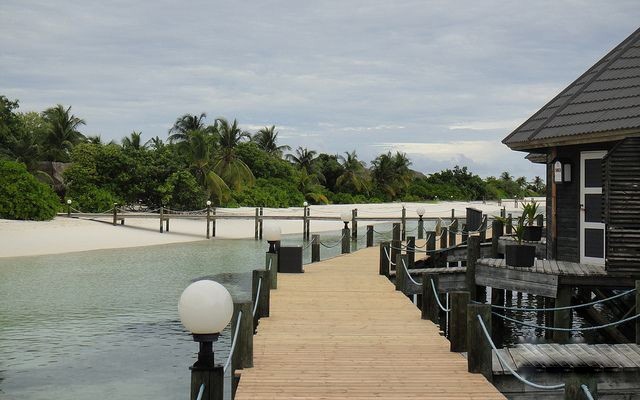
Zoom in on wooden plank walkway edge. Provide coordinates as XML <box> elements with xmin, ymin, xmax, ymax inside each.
<box><xmin>235</xmin><ymin>246</ymin><xmax>505</xmax><ymax>399</ymax></box>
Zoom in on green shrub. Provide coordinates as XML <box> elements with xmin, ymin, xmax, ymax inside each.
<box><xmin>233</xmin><ymin>178</ymin><xmax>305</xmax><ymax>207</ymax></box>
<box><xmin>67</xmin><ymin>185</ymin><xmax>119</xmax><ymax>213</ymax></box>
<box><xmin>0</xmin><ymin>160</ymin><xmax>59</xmax><ymax>220</ymax></box>
<box><xmin>330</xmin><ymin>192</ymin><xmax>354</xmax><ymax>204</ymax></box>
<box><xmin>158</xmin><ymin>171</ymin><xmax>207</xmax><ymax>210</ymax></box>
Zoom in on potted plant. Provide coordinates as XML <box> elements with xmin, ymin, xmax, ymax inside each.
<box><xmin>499</xmin><ymin>215</ymin><xmax>536</xmax><ymax>268</ymax></box>
<box><xmin>522</xmin><ymin>200</ymin><xmax>543</xmax><ymax>241</ymax></box>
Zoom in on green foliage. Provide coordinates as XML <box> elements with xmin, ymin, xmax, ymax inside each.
<box><xmin>158</xmin><ymin>171</ymin><xmax>207</xmax><ymax>210</ymax></box>
<box><xmin>67</xmin><ymin>185</ymin><xmax>119</xmax><ymax>213</ymax></box>
<box><xmin>330</xmin><ymin>192</ymin><xmax>354</xmax><ymax>204</ymax></box>
<box><xmin>0</xmin><ymin>160</ymin><xmax>59</xmax><ymax>220</ymax></box>
<box><xmin>522</xmin><ymin>200</ymin><xmax>541</xmax><ymax>226</ymax></box>
<box><xmin>233</xmin><ymin>178</ymin><xmax>305</xmax><ymax>207</ymax></box>
<box><xmin>235</xmin><ymin>142</ymin><xmax>295</xmax><ymax>180</ymax></box>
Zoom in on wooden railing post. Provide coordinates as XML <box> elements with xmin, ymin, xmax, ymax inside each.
<box><xmin>461</xmin><ymin>224</ymin><xmax>468</xmax><ymax>245</ymax></box>
<box><xmin>252</xmin><ymin>269</ymin><xmax>271</xmax><ymax>328</ymax></box>
<box><xmin>390</xmin><ymin>223</ymin><xmax>401</xmax><ymax>271</ymax></box>
<box><xmin>206</xmin><ymin>206</ymin><xmax>211</xmax><ymax>239</ymax></box>
<box><xmin>536</xmin><ymin>214</ymin><xmax>544</xmax><ymax>227</ymax></box>
<box><xmin>406</xmin><ymin>236</ymin><xmax>415</xmax><ymax>269</ymax></box>
<box><xmin>423</xmin><ymin>273</ymin><xmax>440</xmax><ymax>324</ymax></box>
<box><xmin>312</xmin><ymin>234</ymin><xmax>320</xmax><ymax>262</ymax></box>
<box><xmin>341</xmin><ymin>227</ymin><xmax>351</xmax><ymax>254</ymax></box>
<box><xmin>379</xmin><ymin>241</ymin><xmax>390</xmax><ymax>276</ymax></box>
<box><xmin>113</xmin><ymin>203</ymin><xmax>118</xmax><ymax>226</ymax></box>
<box><xmin>395</xmin><ymin>254</ymin><xmax>408</xmax><ymax>292</ymax></box>
<box><xmin>500</xmin><ymin>207</ymin><xmax>506</xmax><ymax>218</ymax></box>
<box><xmin>426</xmin><ymin>231</ymin><xmax>436</xmax><ymax>252</ymax></box>
<box><xmin>166</xmin><ymin>217</ymin><xmax>170</xmax><ymax>232</ymax></box>
<box><xmin>232</xmin><ymin>301</ymin><xmax>253</xmax><ymax>369</ymax></box>
<box><xmin>491</xmin><ymin>288</ymin><xmax>505</xmax><ymax>348</ymax></box>
<box><xmin>506</xmin><ymin>213</ymin><xmax>512</xmax><ymax>234</ymax></box>
<box><xmin>451</xmin><ymin>208</ymin><xmax>455</xmax><ymax>219</ymax></box>
<box><xmin>159</xmin><ymin>206</ymin><xmax>164</xmax><ymax>233</ymax></box>
<box><xmin>553</xmin><ymin>285</ymin><xmax>572</xmax><ymax>343</ymax></box>
<box><xmin>440</xmin><ymin>226</ymin><xmax>448</xmax><ymax>250</ymax></box>
<box><xmin>466</xmin><ymin>236</ymin><xmax>480</xmax><ymax>301</ymax></box>
<box><xmin>564</xmin><ymin>375</ymin><xmax>597</xmax><ymax>400</ymax></box>
<box><xmin>302</xmin><ymin>205</ymin><xmax>308</xmax><ymax>240</ymax></box>
<box><xmin>401</xmin><ymin>206</ymin><xmax>407</xmax><ymax>241</ymax></box>
<box><xmin>467</xmin><ymin>303</ymin><xmax>492</xmax><ymax>381</ymax></box>
<box><xmin>266</xmin><ymin>251</ymin><xmax>278</xmax><ymax>289</ymax></box>
<box><xmin>418</xmin><ymin>217</ymin><xmax>424</xmax><ymax>239</ymax></box>
<box><xmin>366</xmin><ymin>225</ymin><xmax>374</xmax><ymax>247</ymax></box>
<box><xmin>254</xmin><ymin>207</ymin><xmax>260</xmax><ymax>240</ymax></box>
<box><xmin>190</xmin><ymin>365</ymin><xmax>223</xmax><ymax>400</ymax></box>
<box><xmin>491</xmin><ymin>219</ymin><xmax>504</xmax><ymax>258</ymax></box>
<box><xmin>449</xmin><ymin>291</ymin><xmax>470</xmax><ymax>352</ymax></box>
<box><xmin>479</xmin><ymin>215</ymin><xmax>487</xmax><ymax>242</ymax></box>
<box><xmin>449</xmin><ymin>219</ymin><xmax>457</xmax><ymax>246</ymax></box>
<box><xmin>352</xmin><ymin>209</ymin><xmax>358</xmax><ymax>240</ymax></box>
<box><xmin>259</xmin><ymin>207</ymin><xmax>264</xmax><ymax>240</ymax></box>
<box><xmin>211</xmin><ymin>207</ymin><xmax>216</xmax><ymax>237</ymax></box>
<box><xmin>305</xmin><ymin>207</ymin><xmax>310</xmax><ymax>241</ymax></box>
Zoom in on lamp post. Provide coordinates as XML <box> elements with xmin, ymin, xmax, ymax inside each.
<box><xmin>264</xmin><ymin>225</ymin><xmax>281</xmax><ymax>288</ymax></box>
<box><xmin>302</xmin><ymin>201</ymin><xmax>309</xmax><ymax>241</ymax></box>
<box><xmin>66</xmin><ymin>199</ymin><xmax>72</xmax><ymax>217</ymax></box>
<box><xmin>179</xmin><ymin>280</ymin><xmax>233</xmax><ymax>400</ymax></box>
<box><xmin>206</xmin><ymin>200</ymin><xmax>212</xmax><ymax>239</ymax></box>
<box><xmin>340</xmin><ymin>211</ymin><xmax>351</xmax><ymax>254</ymax></box>
<box><xmin>417</xmin><ymin>207</ymin><xmax>425</xmax><ymax>239</ymax></box>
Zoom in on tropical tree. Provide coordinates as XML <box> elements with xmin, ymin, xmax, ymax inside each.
<box><xmin>145</xmin><ymin>136</ymin><xmax>164</xmax><ymax>150</ymax></box>
<box><xmin>286</xmin><ymin>146</ymin><xmax>318</xmax><ymax>173</ymax></box>
<box><xmin>168</xmin><ymin>112</ymin><xmax>207</xmax><ymax>143</ymax></box>
<box><xmin>121</xmin><ymin>131</ymin><xmax>144</xmax><ymax>150</ymax></box>
<box><xmin>336</xmin><ymin>151</ymin><xmax>370</xmax><ymax>194</ymax></box>
<box><xmin>297</xmin><ymin>170</ymin><xmax>329</xmax><ymax>204</ymax></box>
<box><xmin>515</xmin><ymin>176</ymin><xmax>528</xmax><ymax>190</ymax></box>
<box><xmin>179</xmin><ymin>129</ymin><xmax>229</xmax><ymax>203</ymax></box>
<box><xmin>371</xmin><ymin>151</ymin><xmax>412</xmax><ymax>199</ymax></box>
<box><xmin>42</xmin><ymin>104</ymin><xmax>86</xmax><ymax>161</ymax></box>
<box><xmin>86</xmin><ymin>135</ymin><xmax>103</xmax><ymax>145</ymax></box>
<box><xmin>500</xmin><ymin>171</ymin><xmax>513</xmax><ymax>181</ymax></box>
<box><xmin>253</xmin><ymin>125</ymin><xmax>290</xmax><ymax>157</ymax></box>
<box><xmin>213</xmin><ymin>118</ymin><xmax>255</xmax><ymax>191</ymax></box>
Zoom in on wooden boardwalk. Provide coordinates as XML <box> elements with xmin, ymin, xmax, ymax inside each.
<box><xmin>235</xmin><ymin>246</ymin><xmax>505</xmax><ymax>399</ymax></box>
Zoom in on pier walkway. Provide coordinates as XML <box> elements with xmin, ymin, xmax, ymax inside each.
<box><xmin>234</xmin><ymin>245</ymin><xmax>505</xmax><ymax>399</ymax></box>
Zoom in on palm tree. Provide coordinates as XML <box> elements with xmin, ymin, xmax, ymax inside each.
<box><xmin>297</xmin><ymin>170</ymin><xmax>329</xmax><ymax>204</ymax></box>
<box><xmin>253</xmin><ymin>125</ymin><xmax>291</xmax><ymax>157</ymax></box>
<box><xmin>42</xmin><ymin>104</ymin><xmax>86</xmax><ymax>161</ymax></box>
<box><xmin>212</xmin><ymin>118</ymin><xmax>254</xmax><ymax>191</ymax></box>
<box><xmin>371</xmin><ymin>151</ymin><xmax>412</xmax><ymax>199</ymax></box>
<box><xmin>121</xmin><ymin>131</ymin><xmax>144</xmax><ymax>150</ymax></box>
<box><xmin>1</xmin><ymin>127</ymin><xmax>42</xmax><ymax>171</ymax></box>
<box><xmin>286</xmin><ymin>147</ymin><xmax>318</xmax><ymax>173</ymax></box>
<box><xmin>145</xmin><ymin>136</ymin><xmax>164</xmax><ymax>150</ymax></box>
<box><xmin>500</xmin><ymin>171</ymin><xmax>513</xmax><ymax>181</ymax></box>
<box><xmin>179</xmin><ymin>130</ymin><xmax>229</xmax><ymax>202</ymax></box>
<box><xmin>392</xmin><ymin>151</ymin><xmax>412</xmax><ymax>189</ymax></box>
<box><xmin>86</xmin><ymin>135</ymin><xmax>103</xmax><ymax>145</ymax></box>
<box><xmin>532</xmin><ymin>176</ymin><xmax>545</xmax><ymax>193</ymax></box>
<box><xmin>515</xmin><ymin>176</ymin><xmax>528</xmax><ymax>189</ymax></box>
<box><xmin>168</xmin><ymin>113</ymin><xmax>207</xmax><ymax>143</ymax></box>
<box><xmin>336</xmin><ymin>151</ymin><xmax>370</xmax><ymax>194</ymax></box>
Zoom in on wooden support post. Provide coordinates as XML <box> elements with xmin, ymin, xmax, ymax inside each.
<box><xmin>435</xmin><ymin>219</ymin><xmax>442</xmax><ymax>237</ymax></box>
<box><xmin>564</xmin><ymin>375</ymin><xmax>597</xmax><ymax>400</ymax></box>
<box><xmin>67</xmin><ymin>203</ymin><xmax>71</xmax><ymax>217</ymax></box>
<box><xmin>461</xmin><ymin>224</ymin><xmax>468</xmax><ymax>245</ymax></box>
<box><xmin>166</xmin><ymin>218</ymin><xmax>170</xmax><ymax>232</ymax></box>
<box><xmin>423</xmin><ymin>273</ymin><xmax>440</xmax><ymax>324</ymax></box>
<box><xmin>190</xmin><ymin>365</ymin><xmax>223</xmax><ymax>400</ymax></box>
<box><xmin>395</xmin><ymin>254</ymin><xmax>408</xmax><ymax>292</ymax></box>
<box><xmin>390</xmin><ymin>223</ymin><xmax>401</xmax><ymax>271</ymax></box>
<box><xmin>500</xmin><ymin>207</ymin><xmax>506</xmax><ymax>218</ymax></box>
<box><xmin>305</xmin><ymin>207</ymin><xmax>310</xmax><ymax>240</ymax></box>
<box><xmin>467</xmin><ymin>303</ymin><xmax>492</xmax><ymax>381</ymax></box>
<box><xmin>379</xmin><ymin>242</ymin><xmax>390</xmax><ymax>276</ymax></box>
<box><xmin>255</xmin><ymin>207</ymin><xmax>260</xmax><ymax>240</ymax></box>
<box><xmin>401</xmin><ymin>206</ymin><xmax>407</xmax><ymax>241</ymax></box>
<box><xmin>466</xmin><ymin>236</ymin><xmax>481</xmax><ymax>301</ymax></box>
<box><xmin>491</xmin><ymin>288</ymin><xmax>505</xmax><ymax>348</ymax></box>
<box><xmin>450</xmin><ymin>291</ymin><xmax>470</xmax><ymax>352</ymax></box>
<box><xmin>449</xmin><ymin>219</ymin><xmax>457</xmax><ymax>246</ymax></box>
<box><xmin>636</xmin><ymin>281</ymin><xmax>640</xmax><ymax>345</ymax></box>
<box><xmin>159</xmin><ymin>207</ymin><xmax>164</xmax><ymax>233</ymax></box>
<box><xmin>206</xmin><ymin>206</ymin><xmax>211</xmax><ymax>239</ymax></box>
<box><xmin>439</xmin><ymin>292</ymin><xmax>448</xmax><ymax>335</ymax></box>
<box><xmin>352</xmin><ymin>209</ymin><xmax>358</xmax><ymax>240</ymax></box>
<box><xmin>366</xmin><ymin>225</ymin><xmax>373</xmax><ymax>247</ymax></box>
<box><xmin>426</xmin><ymin>231</ymin><xmax>436</xmax><ymax>252</ymax></box>
<box><xmin>311</xmin><ymin>234</ymin><xmax>320</xmax><ymax>262</ymax></box>
<box><xmin>302</xmin><ymin>205</ymin><xmax>308</xmax><ymax>241</ymax></box>
<box><xmin>259</xmin><ymin>207</ymin><xmax>264</xmax><ymax>240</ymax></box>
<box><xmin>545</xmin><ymin>297</ymin><xmax>554</xmax><ymax>340</ymax></box>
<box><xmin>418</xmin><ymin>217</ymin><xmax>424</xmax><ymax>239</ymax></box>
<box><xmin>536</xmin><ymin>214</ymin><xmax>544</xmax><ymax>227</ymax></box>
<box><xmin>506</xmin><ymin>213</ymin><xmax>512</xmax><ymax>234</ymax></box>
<box><xmin>266</xmin><ymin>252</ymin><xmax>278</xmax><ymax>289</ymax></box>
<box><xmin>451</xmin><ymin>208</ymin><xmax>455</xmax><ymax>219</ymax></box>
<box><xmin>440</xmin><ymin>226</ymin><xmax>448</xmax><ymax>250</ymax></box>
<box><xmin>251</xmin><ymin>269</ymin><xmax>271</xmax><ymax>327</ymax></box>
<box><xmin>113</xmin><ymin>204</ymin><xmax>118</xmax><ymax>226</ymax></box>
<box><xmin>553</xmin><ymin>285</ymin><xmax>572</xmax><ymax>343</ymax></box>
<box><xmin>211</xmin><ymin>208</ymin><xmax>216</xmax><ymax>237</ymax></box>
<box><xmin>479</xmin><ymin>216</ymin><xmax>487</xmax><ymax>242</ymax></box>
<box><xmin>232</xmin><ymin>301</ymin><xmax>253</xmax><ymax>369</ymax></box>
<box><xmin>491</xmin><ymin>219</ymin><xmax>504</xmax><ymax>258</ymax></box>
<box><xmin>341</xmin><ymin>227</ymin><xmax>351</xmax><ymax>254</ymax></box>
<box><xmin>406</xmin><ymin>236</ymin><xmax>415</xmax><ymax>269</ymax></box>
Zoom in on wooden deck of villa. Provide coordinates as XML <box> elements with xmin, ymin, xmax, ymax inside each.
<box><xmin>234</xmin><ymin>245</ymin><xmax>505</xmax><ymax>399</ymax></box>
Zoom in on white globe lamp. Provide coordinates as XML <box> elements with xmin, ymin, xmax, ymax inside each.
<box><xmin>66</xmin><ymin>199</ymin><xmax>72</xmax><ymax>205</ymax></box>
<box><xmin>340</xmin><ymin>210</ymin><xmax>351</xmax><ymax>228</ymax></box>
<box><xmin>264</xmin><ymin>225</ymin><xmax>281</xmax><ymax>253</ymax></box>
<box><xmin>206</xmin><ymin>200</ymin><xmax>211</xmax><ymax>207</ymax></box>
<box><xmin>416</xmin><ymin>207</ymin><xmax>425</xmax><ymax>218</ymax></box>
<box><xmin>303</xmin><ymin>201</ymin><xmax>308</xmax><ymax>207</ymax></box>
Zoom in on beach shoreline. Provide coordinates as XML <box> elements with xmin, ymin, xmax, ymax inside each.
<box><xmin>0</xmin><ymin>201</ymin><xmax>522</xmax><ymax>258</ymax></box>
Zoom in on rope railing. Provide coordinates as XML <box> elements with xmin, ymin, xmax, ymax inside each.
<box><xmin>431</xmin><ymin>279</ymin><xmax>450</xmax><ymax>312</ymax></box>
<box><xmin>196</xmin><ymin>383</ymin><xmax>205</xmax><ymax>400</ymax></box>
<box><xmin>252</xmin><ymin>278</ymin><xmax>262</xmax><ymax>317</ymax></box>
<box><xmin>266</xmin><ymin>258</ymin><xmax>272</xmax><ymax>271</ymax></box>
<box><xmin>68</xmin><ymin>206</ymin><xmax>116</xmax><ymax>215</ymax></box>
<box><xmin>476</xmin><ymin>288</ymin><xmax>636</xmax><ymax>312</ymax></box>
<box><xmin>223</xmin><ymin>311</ymin><xmax>243</xmax><ymax>373</ymax></box>
<box><xmin>402</xmin><ymin>259</ymin><xmax>422</xmax><ymax>286</ymax></box>
<box><xmin>581</xmin><ymin>384</ymin><xmax>595</xmax><ymax>400</ymax></box>
<box><xmin>318</xmin><ymin>231</ymin><xmax>348</xmax><ymax>248</ymax></box>
<box><xmin>383</xmin><ymin>247</ymin><xmax>397</xmax><ymax>266</ymax></box>
<box><xmin>492</xmin><ymin>310</ymin><xmax>640</xmax><ymax>332</ymax></box>
<box><xmin>476</xmin><ymin>315</ymin><xmax>565</xmax><ymax>390</ymax></box>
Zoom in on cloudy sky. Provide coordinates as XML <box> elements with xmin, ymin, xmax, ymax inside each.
<box><xmin>2</xmin><ymin>1</ymin><xmax>639</xmax><ymax>178</ymax></box>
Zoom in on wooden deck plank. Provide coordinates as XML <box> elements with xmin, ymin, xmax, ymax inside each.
<box><xmin>235</xmin><ymin>246</ymin><xmax>505</xmax><ymax>399</ymax></box>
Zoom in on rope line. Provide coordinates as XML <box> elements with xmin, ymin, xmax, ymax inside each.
<box><xmin>492</xmin><ymin>310</ymin><xmax>640</xmax><ymax>331</ymax></box>
<box><xmin>431</xmin><ymin>279</ymin><xmax>450</xmax><ymax>312</ymax></box>
<box><xmin>252</xmin><ymin>278</ymin><xmax>262</xmax><ymax>317</ymax></box>
<box><xmin>383</xmin><ymin>247</ymin><xmax>397</xmax><ymax>266</ymax></box>
<box><xmin>223</xmin><ymin>310</ymin><xmax>243</xmax><ymax>372</ymax></box>
<box><xmin>477</xmin><ymin>289</ymin><xmax>635</xmax><ymax>312</ymax></box>
<box><xmin>196</xmin><ymin>383</ymin><xmax>205</xmax><ymax>400</ymax></box>
<box><xmin>582</xmin><ymin>384</ymin><xmax>595</xmax><ymax>400</ymax></box>
<box><xmin>477</xmin><ymin>315</ymin><xmax>565</xmax><ymax>390</ymax></box>
<box><xmin>402</xmin><ymin>259</ymin><xmax>422</xmax><ymax>286</ymax></box>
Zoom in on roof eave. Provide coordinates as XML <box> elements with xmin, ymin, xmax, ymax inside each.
<box><xmin>505</xmin><ymin>128</ymin><xmax>640</xmax><ymax>151</ymax></box>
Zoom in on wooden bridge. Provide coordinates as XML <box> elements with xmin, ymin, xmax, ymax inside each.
<box><xmin>234</xmin><ymin>244</ymin><xmax>505</xmax><ymax>399</ymax></box>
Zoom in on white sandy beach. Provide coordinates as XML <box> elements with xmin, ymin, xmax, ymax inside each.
<box><xmin>0</xmin><ymin>201</ymin><xmax>525</xmax><ymax>258</ymax></box>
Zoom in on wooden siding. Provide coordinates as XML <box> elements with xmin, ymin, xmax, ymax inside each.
<box><xmin>603</xmin><ymin>136</ymin><xmax>640</xmax><ymax>273</ymax></box>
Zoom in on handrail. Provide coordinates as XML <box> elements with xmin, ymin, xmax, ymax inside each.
<box><xmin>492</xmin><ymin>310</ymin><xmax>640</xmax><ymax>331</ymax></box>
<box><xmin>431</xmin><ymin>279</ymin><xmax>450</xmax><ymax>312</ymax></box>
<box><xmin>383</xmin><ymin>247</ymin><xmax>397</xmax><ymax>266</ymax></box>
<box><xmin>477</xmin><ymin>315</ymin><xmax>565</xmax><ymax>390</ymax></box>
<box><xmin>252</xmin><ymin>278</ymin><xmax>262</xmax><ymax>317</ymax></box>
<box><xmin>402</xmin><ymin>259</ymin><xmax>422</xmax><ymax>286</ymax></box>
<box><xmin>223</xmin><ymin>311</ymin><xmax>243</xmax><ymax>372</ymax></box>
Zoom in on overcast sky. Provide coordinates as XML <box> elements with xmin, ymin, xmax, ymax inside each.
<box><xmin>2</xmin><ymin>1</ymin><xmax>639</xmax><ymax>179</ymax></box>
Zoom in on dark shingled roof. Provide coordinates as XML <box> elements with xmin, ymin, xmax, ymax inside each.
<box><xmin>503</xmin><ymin>27</ymin><xmax>640</xmax><ymax>150</ymax></box>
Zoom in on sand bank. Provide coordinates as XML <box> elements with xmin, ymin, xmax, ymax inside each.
<box><xmin>0</xmin><ymin>201</ymin><xmax>521</xmax><ymax>258</ymax></box>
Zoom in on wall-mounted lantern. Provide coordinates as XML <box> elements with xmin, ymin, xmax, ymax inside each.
<box><xmin>553</xmin><ymin>159</ymin><xmax>572</xmax><ymax>183</ymax></box>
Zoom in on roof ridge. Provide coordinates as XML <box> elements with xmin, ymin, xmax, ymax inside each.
<box><xmin>524</xmin><ymin>27</ymin><xmax>640</xmax><ymax>142</ymax></box>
